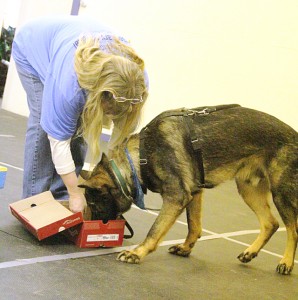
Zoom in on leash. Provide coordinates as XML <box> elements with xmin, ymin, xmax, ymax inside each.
<box><xmin>109</xmin><ymin>150</ymin><xmax>147</xmax><ymax>239</ymax></box>
<box><xmin>125</xmin><ymin>148</ymin><xmax>145</xmax><ymax>209</ymax></box>
<box><xmin>109</xmin><ymin>159</ymin><xmax>133</xmax><ymax>202</ymax></box>
<box><xmin>109</xmin><ymin>153</ymin><xmax>145</xmax><ymax>209</ymax></box>
<box><xmin>119</xmin><ymin>215</ymin><xmax>134</xmax><ymax>239</ymax></box>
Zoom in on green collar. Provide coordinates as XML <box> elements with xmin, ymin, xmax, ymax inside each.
<box><xmin>109</xmin><ymin>159</ymin><xmax>133</xmax><ymax>202</ymax></box>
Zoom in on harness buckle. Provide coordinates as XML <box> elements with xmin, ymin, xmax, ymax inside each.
<box><xmin>191</xmin><ymin>138</ymin><xmax>200</xmax><ymax>150</ymax></box>
<box><xmin>201</xmin><ymin>108</ymin><xmax>210</xmax><ymax>115</ymax></box>
<box><xmin>187</xmin><ymin>107</ymin><xmax>215</xmax><ymax>116</ymax></box>
<box><xmin>187</xmin><ymin>110</ymin><xmax>196</xmax><ymax>116</ymax></box>
<box><xmin>140</xmin><ymin>158</ymin><xmax>148</xmax><ymax>165</ymax></box>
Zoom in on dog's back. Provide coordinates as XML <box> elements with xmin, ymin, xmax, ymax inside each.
<box><xmin>142</xmin><ymin>105</ymin><xmax>297</xmax><ymax>192</ymax></box>
<box><xmin>193</xmin><ymin>106</ymin><xmax>296</xmax><ymax>167</ymax></box>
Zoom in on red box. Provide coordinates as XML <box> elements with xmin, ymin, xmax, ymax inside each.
<box><xmin>9</xmin><ymin>191</ymin><xmax>83</xmax><ymax>240</ymax></box>
<box><xmin>65</xmin><ymin>220</ymin><xmax>126</xmax><ymax>248</ymax></box>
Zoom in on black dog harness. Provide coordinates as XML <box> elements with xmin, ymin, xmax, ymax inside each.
<box><xmin>139</xmin><ymin>104</ymin><xmax>240</xmax><ymax>193</ymax></box>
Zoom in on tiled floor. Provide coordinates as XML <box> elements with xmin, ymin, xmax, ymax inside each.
<box><xmin>0</xmin><ymin>108</ymin><xmax>297</xmax><ymax>300</ymax></box>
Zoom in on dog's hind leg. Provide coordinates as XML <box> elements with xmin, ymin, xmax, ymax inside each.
<box><xmin>168</xmin><ymin>191</ymin><xmax>203</xmax><ymax>257</ymax></box>
<box><xmin>236</xmin><ymin>178</ymin><xmax>279</xmax><ymax>264</ymax></box>
<box><xmin>271</xmin><ymin>179</ymin><xmax>297</xmax><ymax>275</ymax></box>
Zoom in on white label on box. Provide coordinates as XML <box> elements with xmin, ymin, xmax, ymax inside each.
<box><xmin>87</xmin><ymin>234</ymin><xmax>119</xmax><ymax>242</ymax></box>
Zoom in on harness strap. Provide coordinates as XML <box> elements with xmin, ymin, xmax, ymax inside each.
<box><xmin>183</xmin><ymin>112</ymin><xmax>213</xmax><ymax>189</ymax></box>
<box><xmin>140</xmin><ymin>104</ymin><xmax>240</xmax><ymax>191</ymax></box>
<box><xmin>139</xmin><ymin>128</ymin><xmax>147</xmax><ymax>166</ymax></box>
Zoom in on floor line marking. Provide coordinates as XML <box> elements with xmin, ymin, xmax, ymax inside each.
<box><xmin>0</xmin><ymin>135</ymin><xmax>15</xmax><ymax>138</ymax></box>
<box><xmin>0</xmin><ymin>161</ymin><xmax>23</xmax><ymax>171</ymax></box>
<box><xmin>0</xmin><ymin>246</ymin><xmax>134</xmax><ymax>269</ymax></box>
<box><xmin>1</xmin><ymin>166</ymin><xmax>295</xmax><ymax>269</ymax></box>
<box><xmin>0</xmin><ymin>229</ymin><xmax>296</xmax><ymax>270</ymax></box>
<box><xmin>137</xmin><ymin>206</ymin><xmax>296</xmax><ymax>262</ymax></box>
<box><xmin>143</xmin><ymin>206</ymin><xmax>285</xmax><ymax>236</ymax></box>
<box><xmin>144</xmin><ymin>207</ymin><xmax>223</xmax><ymax>235</ymax></box>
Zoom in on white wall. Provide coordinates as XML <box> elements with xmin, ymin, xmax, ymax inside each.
<box><xmin>2</xmin><ymin>0</ymin><xmax>298</xmax><ymax>130</ymax></box>
<box><xmin>0</xmin><ymin>0</ymin><xmax>21</xmax><ymax>28</ymax></box>
<box><xmin>79</xmin><ymin>0</ymin><xmax>298</xmax><ymax>130</ymax></box>
<box><xmin>1</xmin><ymin>0</ymin><xmax>73</xmax><ymax>116</ymax></box>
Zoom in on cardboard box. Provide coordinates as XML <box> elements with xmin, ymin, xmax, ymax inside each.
<box><xmin>65</xmin><ymin>220</ymin><xmax>126</xmax><ymax>248</ymax></box>
<box><xmin>10</xmin><ymin>191</ymin><xmax>83</xmax><ymax>240</ymax></box>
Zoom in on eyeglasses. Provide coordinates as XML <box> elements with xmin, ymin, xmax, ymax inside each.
<box><xmin>112</xmin><ymin>94</ymin><xmax>143</xmax><ymax>104</ymax></box>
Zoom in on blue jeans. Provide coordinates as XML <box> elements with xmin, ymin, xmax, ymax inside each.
<box><xmin>15</xmin><ymin>64</ymin><xmax>88</xmax><ymax>199</ymax></box>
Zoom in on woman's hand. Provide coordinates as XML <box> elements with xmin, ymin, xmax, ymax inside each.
<box><xmin>68</xmin><ymin>191</ymin><xmax>87</xmax><ymax>213</ymax></box>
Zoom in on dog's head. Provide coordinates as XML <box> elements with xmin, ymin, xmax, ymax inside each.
<box><xmin>79</xmin><ymin>153</ymin><xmax>132</xmax><ymax>222</ymax></box>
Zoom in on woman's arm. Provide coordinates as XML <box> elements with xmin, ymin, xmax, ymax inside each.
<box><xmin>48</xmin><ymin>135</ymin><xmax>86</xmax><ymax>213</ymax></box>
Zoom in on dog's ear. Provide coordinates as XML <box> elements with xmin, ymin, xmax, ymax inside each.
<box><xmin>78</xmin><ymin>153</ymin><xmax>117</xmax><ymax>190</ymax></box>
<box><xmin>100</xmin><ymin>152</ymin><xmax>110</xmax><ymax>168</ymax></box>
<box><xmin>89</xmin><ymin>152</ymin><xmax>109</xmax><ymax>175</ymax></box>
<box><xmin>78</xmin><ymin>173</ymin><xmax>116</xmax><ymax>189</ymax></box>
<box><xmin>78</xmin><ymin>177</ymin><xmax>102</xmax><ymax>189</ymax></box>
<box><xmin>78</xmin><ymin>172</ymin><xmax>117</xmax><ymax>189</ymax></box>
<box><xmin>80</xmin><ymin>170</ymin><xmax>91</xmax><ymax>180</ymax></box>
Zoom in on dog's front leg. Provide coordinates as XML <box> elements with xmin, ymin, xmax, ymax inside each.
<box><xmin>169</xmin><ymin>191</ymin><xmax>203</xmax><ymax>257</ymax></box>
<box><xmin>117</xmin><ymin>201</ymin><xmax>185</xmax><ymax>264</ymax></box>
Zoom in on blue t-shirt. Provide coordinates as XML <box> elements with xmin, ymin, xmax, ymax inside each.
<box><xmin>12</xmin><ymin>15</ymin><xmax>148</xmax><ymax>140</ymax></box>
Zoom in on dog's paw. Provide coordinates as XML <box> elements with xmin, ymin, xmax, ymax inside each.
<box><xmin>117</xmin><ymin>251</ymin><xmax>140</xmax><ymax>264</ymax></box>
<box><xmin>276</xmin><ymin>263</ymin><xmax>293</xmax><ymax>275</ymax></box>
<box><xmin>168</xmin><ymin>244</ymin><xmax>191</xmax><ymax>257</ymax></box>
<box><xmin>237</xmin><ymin>251</ymin><xmax>257</xmax><ymax>263</ymax></box>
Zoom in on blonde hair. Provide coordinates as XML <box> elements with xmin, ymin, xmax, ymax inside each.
<box><xmin>74</xmin><ymin>35</ymin><xmax>148</xmax><ymax>163</ymax></box>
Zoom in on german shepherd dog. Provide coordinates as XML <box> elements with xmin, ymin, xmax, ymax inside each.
<box><xmin>79</xmin><ymin>105</ymin><xmax>297</xmax><ymax>275</ymax></box>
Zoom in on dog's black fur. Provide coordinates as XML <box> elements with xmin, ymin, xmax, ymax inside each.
<box><xmin>80</xmin><ymin>105</ymin><xmax>297</xmax><ymax>275</ymax></box>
